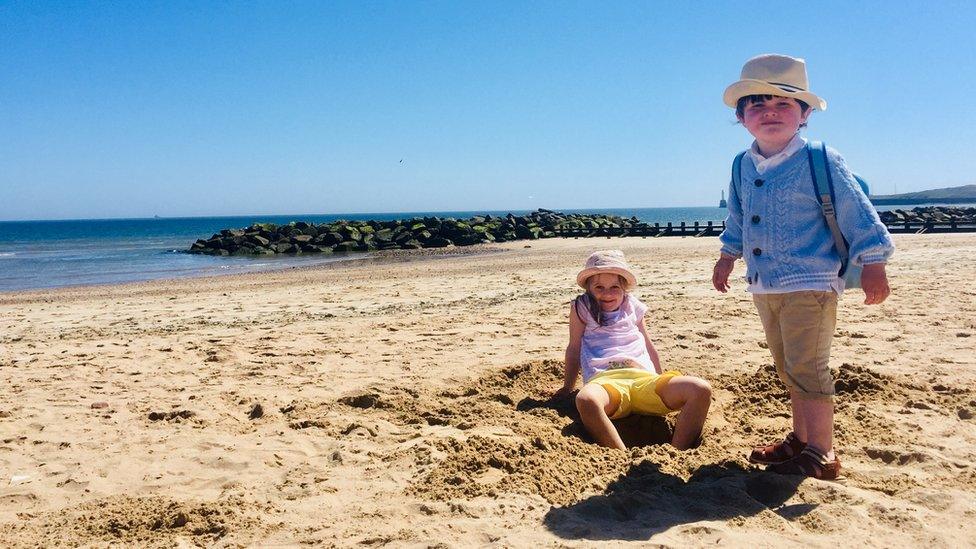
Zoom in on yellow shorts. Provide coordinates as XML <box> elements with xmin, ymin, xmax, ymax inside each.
<box><xmin>586</xmin><ymin>368</ymin><xmax>681</xmax><ymax>419</ymax></box>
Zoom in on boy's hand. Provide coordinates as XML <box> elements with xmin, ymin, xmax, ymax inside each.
<box><xmin>552</xmin><ymin>385</ymin><xmax>575</xmax><ymax>401</ymax></box>
<box><xmin>860</xmin><ymin>263</ymin><xmax>890</xmax><ymax>305</ymax></box>
<box><xmin>712</xmin><ymin>256</ymin><xmax>735</xmax><ymax>293</ymax></box>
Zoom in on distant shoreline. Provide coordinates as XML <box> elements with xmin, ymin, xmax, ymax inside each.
<box><xmin>871</xmin><ymin>198</ymin><xmax>976</xmax><ymax>206</ymax></box>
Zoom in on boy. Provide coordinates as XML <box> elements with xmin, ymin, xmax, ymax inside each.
<box><xmin>712</xmin><ymin>54</ymin><xmax>894</xmax><ymax>479</ymax></box>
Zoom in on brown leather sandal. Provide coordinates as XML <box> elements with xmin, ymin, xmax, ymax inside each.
<box><xmin>768</xmin><ymin>446</ymin><xmax>842</xmax><ymax>480</ymax></box>
<box><xmin>748</xmin><ymin>432</ymin><xmax>806</xmax><ymax>465</ymax></box>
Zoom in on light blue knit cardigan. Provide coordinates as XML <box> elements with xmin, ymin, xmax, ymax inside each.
<box><xmin>719</xmin><ymin>144</ymin><xmax>894</xmax><ymax>289</ymax></box>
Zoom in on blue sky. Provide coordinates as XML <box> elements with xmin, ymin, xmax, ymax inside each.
<box><xmin>2</xmin><ymin>1</ymin><xmax>974</xmax><ymax>220</ymax></box>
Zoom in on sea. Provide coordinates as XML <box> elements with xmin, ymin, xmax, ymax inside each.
<box><xmin>0</xmin><ymin>205</ymin><xmax>970</xmax><ymax>293</ymax></box>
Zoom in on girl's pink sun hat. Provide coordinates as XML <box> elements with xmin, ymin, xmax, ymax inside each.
<box><xmin>576</xmin><ymin>250</ymin><xmax>637</xmax><ymax>290</ymax></box>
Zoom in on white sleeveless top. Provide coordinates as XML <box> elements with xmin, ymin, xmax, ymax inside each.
<box><xmin>575</xmin><ymin>294</ymin><xmax>655</xmax><ymax>382</ymax></box>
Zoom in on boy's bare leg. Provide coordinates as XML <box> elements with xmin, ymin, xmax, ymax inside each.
<box><xmin>791</xmin><ymin>390</ymin><xmax>808</xmax><ymax>442</ymax></box>
<box><xmin>658</xmin><ymin>376</ymin><xmax>712</xmax><ymax>450</ymax></box>
<box><xmin>575</xmin><ymin>384</ymin><xmax>626</xmax><ymax>450</ymax></box>
<box><xmin>796</xmin><ymin>397</ymin><xmax>834</xmax><ymax>458</ymax></box>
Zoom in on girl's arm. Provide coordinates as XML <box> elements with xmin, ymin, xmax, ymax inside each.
<box><xmin>555</xmin><ymin>302</ymin><xmax>585</xmax><ymax>398</ymax></box>
<box><xmin>638</xmin><ymin>321</ymin><xmax>663</xmax><ymax>374</ymax></box>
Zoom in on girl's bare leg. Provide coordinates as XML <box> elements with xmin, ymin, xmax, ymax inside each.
<box><xmin>658</xmin><ymin>376</ymin><xmax>712</xmax><ymax>450</ymax></box>
<box><xmin>576</xmin><ymin>384</ymin><xmax>625</xmax><ymax>450</ymax></box>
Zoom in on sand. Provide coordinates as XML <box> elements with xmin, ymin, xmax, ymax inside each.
<box><xmin>1</xmin><ymin>234</ymin><xmax>975</xmax><ymax>547</ymax></box>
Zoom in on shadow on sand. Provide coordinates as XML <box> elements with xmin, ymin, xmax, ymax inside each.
<box><xmin>520</xmin><ymin>393</ymin><xmax>808</xmax><ymax>541</ymax></box>
<box><xmin>543</xmin><ymin>461</ymin><xmax>807</xmax><ymax>541</ymax></box>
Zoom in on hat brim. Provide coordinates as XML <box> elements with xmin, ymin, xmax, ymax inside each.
<box><xmin>577</xmin><ymin>267</ymin><xmax>637</xmax><ymax>290</ymax></box>
<box><xmin>723</xmin><ymin>79</ymin><xmax>827</xmax><ymax>111</ymax></box>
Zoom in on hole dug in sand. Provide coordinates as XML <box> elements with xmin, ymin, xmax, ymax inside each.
<box><xmin>327</xmin><ymin>360</ymin><xmax>688</xmax><ymax>507</ymax></box>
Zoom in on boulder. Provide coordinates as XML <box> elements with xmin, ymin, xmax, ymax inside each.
<box><xmin>515</xmin><ymin>225</ymin><xmax>540</xmax><ymax>239</ymax></box>
<box><xmin>321</xmin><ymin>232</ymin><xmax>343</xmax><ymax>246</ymax></box>
<box><xmin>247</xmin><ymin>235</ymin><xmax>270</xmax><ymax>247</ymax></box>
<box><xmin>454</xmin><ymin>234</ymin><xmax>482</xmax><ymax>246</ymax></box>
<box><xmin>340</xmin><ymin>226</ymin><xmax>362</xmax><ymax>242</ymax></box>
<box><xmin>333</xmin><ymin>242</ymin><xmax>359</xmax><ymax>252</ymax></box>
<box><xmin>393</xmin><ymin>229</ymin><xmax>414</xmax><ymax>244</ymax></box>
<box><xmin>426</xmin><ymin>237</ymin><xmax>453</xmax><ymax>248</ymax></box>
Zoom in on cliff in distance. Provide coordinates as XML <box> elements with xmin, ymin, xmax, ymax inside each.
<box><xmin>871</xmin><ymin>184</ymin><xmax>976</xmax><ymax>205</ymax></box>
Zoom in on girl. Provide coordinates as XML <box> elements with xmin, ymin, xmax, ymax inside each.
<box><xmin>555</xmin><ymin>250</ymin><xmax>712</xmax><ymax>450</ymax></box>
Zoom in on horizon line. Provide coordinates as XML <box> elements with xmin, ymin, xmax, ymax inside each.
<box><xmin>0</xmin><ymin>204</ymin><xmax>731</xmax><ymax>223</ymax></box>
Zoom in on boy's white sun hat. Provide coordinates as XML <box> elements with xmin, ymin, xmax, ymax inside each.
<box><xmin>576</xmin><ymin>250</ymin><xmax>637</xmax><ymax>290</ymax></box>
<box><xmin>723</xmin><ymin>54</ymin><xmax>827</xmax><ymax>111</ymax></box>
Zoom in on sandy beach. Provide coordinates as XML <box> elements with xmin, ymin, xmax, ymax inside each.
<box><xmin>1</xmin><ymin>234</ymin><xmax>975</xmax><ymax>547</ymax></box>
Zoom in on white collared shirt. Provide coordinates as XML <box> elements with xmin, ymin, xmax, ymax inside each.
<box><xmin>748</xmin><ymin>133</ymin><xmax>807</xmax><ymax>175</ymax></box>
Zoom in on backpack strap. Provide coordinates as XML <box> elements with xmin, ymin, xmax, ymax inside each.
<box><xmin>806</xmin><ymin>141</ymin><xmax>851</xmax><ymax>273</ymax></box>
<box><xmin>731</xmin><ymin>150</ymin><xmax>747</xmax><ymax>191</ymax></box>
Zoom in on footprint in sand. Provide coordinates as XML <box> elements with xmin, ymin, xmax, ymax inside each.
<box><xmin>864</xmin><ymin>447</ymin><xmax>931</xmax><ymax>466</ymax></box>
<box><xmin>147</xmin><ymin>410</ymin><xmax>196</xmax><ymax>422</ymax></box>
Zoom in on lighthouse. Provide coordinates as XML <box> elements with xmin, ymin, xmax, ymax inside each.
<box><xmin>719</xmin><ymin>190</ymin><xmax>727</xmax><ymax>208</ymax></box>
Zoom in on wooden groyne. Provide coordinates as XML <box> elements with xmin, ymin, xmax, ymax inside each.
<box><xmin>553</xmin><ymin>218</ymin><xmax>976</xmax><ymax>238</ymax></box>
<box><xmin>553</xmin><ymin>221</ymin><xmax>725</xmax><ymax>238</ymax></box>
<box><xmin>554</xmin><ymin>207</ymin><xmax>976</xmax><ymax>237</ymax></box>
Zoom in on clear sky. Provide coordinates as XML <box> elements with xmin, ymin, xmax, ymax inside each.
<box><xmin>2</xmin><ymin>1</ymin><xmax>974</xmax><ymax>220</ymax></box>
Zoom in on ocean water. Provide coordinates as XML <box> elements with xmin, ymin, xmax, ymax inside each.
<box><xmin>0</xmin><ymin>205</ymin><xmax>963</xmax><ymax>292</ymax></box>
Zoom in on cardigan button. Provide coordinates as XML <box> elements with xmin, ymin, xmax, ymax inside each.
<box><xmin>754</xmin><ymin>179</ymin><xmax>764</xmax><ymax>187</ymax></box>
<box><xmin>751</xmin><ymin>215</ymin><xmax>761</xmax><ymax>224</ymax></box>
<box><xmin>753</xmin><ymin>248</ymin><xmax>762</xmax><ymax>256</ymax></box>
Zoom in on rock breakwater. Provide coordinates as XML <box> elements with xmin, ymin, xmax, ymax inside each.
<box><xmin>187</xmin><ymin>206</ymin><xmax>976</xmax><ymax>256</ymax></box>
<box><xmin>878</xmin><ymin>206</ymin><xmax>976</xmax><ymax>224</ymax></box>
<box><xmin>187</xmin><ymin>209</ymin><xmax>644</xmax><ymax>256</ymax></box>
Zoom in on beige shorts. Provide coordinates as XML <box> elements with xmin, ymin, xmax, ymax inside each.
<box><xmin>753</xmin><ymin>291</ymin><xmax>838</xmax><ymax>401</ymax></box>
